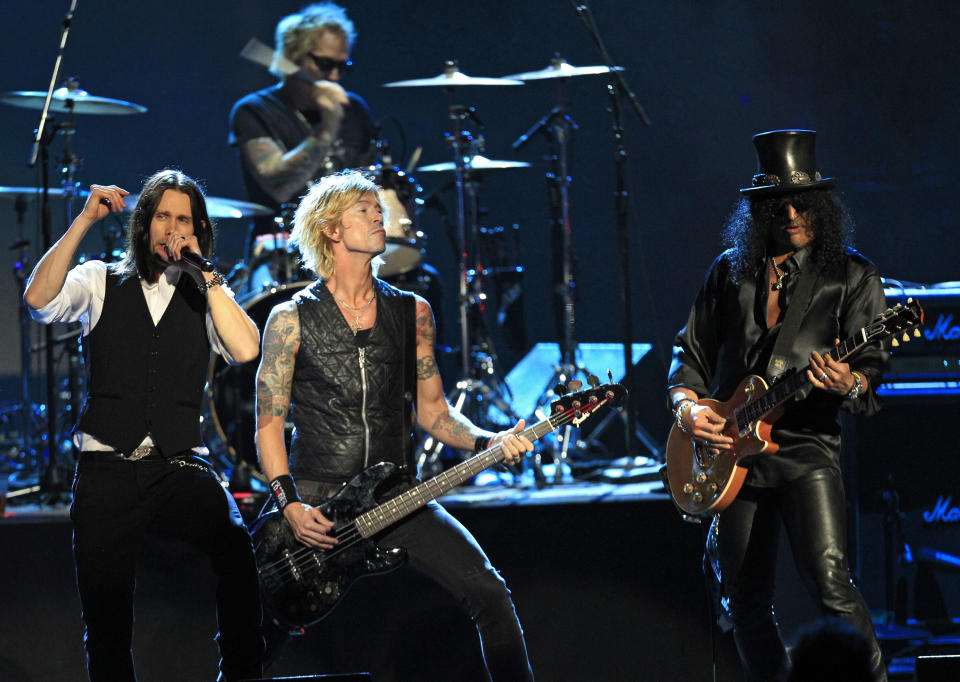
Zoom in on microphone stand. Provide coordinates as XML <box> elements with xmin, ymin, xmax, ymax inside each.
<box><xmin>27</xmin><ymin>0</ymin><xmax>80</xmax><ymax>502</ymax></box>
<box><xmin>569</xmin><ymin>0</ymin><xmax>653</xmax><ymax>461</ymax></box>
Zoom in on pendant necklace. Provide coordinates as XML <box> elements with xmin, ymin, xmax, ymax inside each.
<box><xmin>333</xmin><ymin>291</ymin><xmax>375</xmax><ymax>334</ymax></box>
<box><xmin>770</xmin><ymin>258</ymin><xmax>788</xmax><ymax>291</ymax></box>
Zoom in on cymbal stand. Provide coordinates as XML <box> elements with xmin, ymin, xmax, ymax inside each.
<box><xmin>417</xmin><ymin>93</ymin><xmax>520</xmax><ymax>478</ymax></box>
<box><xmin>513</xmin><ymin>84</ymin><xmax>602</xmax><ymax>483</ymax></box>
<box><xmin>11</xmin><ymin>195</ymin><xmax>38</xmax><ymax>481</ymax></box>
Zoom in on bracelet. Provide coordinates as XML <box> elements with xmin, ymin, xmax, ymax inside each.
<box><xmin>199</xmin><ymin>271</ymin><xmax>225</xmax><ymax>292</ymax></box>
<box><xmin>269</xmin><ymin>474</ymin><xmax>301</xmax><ymax>511</ymax></box>
<box><xmin>474</xmin><ymin>435</ymin><xmax>491</xmax><ymax>453</ymax></box>
<box><xmin>674</xmin><ymin>398</ymin><xmax>696</xmax><ymax>435</ymax></box>
<box><xmin>845</xmin><ymin>372</ymin><xmax>864</xmax><ymax>400</ymax></box>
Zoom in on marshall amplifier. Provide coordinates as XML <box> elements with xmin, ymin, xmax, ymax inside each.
<box><xmin>880</xmin><ymin>283</ymin><xmax>960</xmax><ymax>398</ymax></box>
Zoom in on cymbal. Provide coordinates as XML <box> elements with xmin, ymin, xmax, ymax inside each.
<box><xmin>0</xmin><ymin>86</ymin><xmax>147</xmax><ymax>115</ymax></box>
<box><xmin>0</xmin><ymin>185</ymin><xmax>89</xmax><ymax>199</ymax></box>
<box><xmin>384</xmin><ymin>61</ymin><xmax>523</xmax><ymax>88</ymax></box>
<box><xmin>123</xmin><ymin>194</ymin><xmax>273</xmax><ymax>219</ymax></box>
<box><xmin>504</xmin><ymin>56</ymin><xmax>624</xmax><ymax>81</ymax></box>
<box><xmin>417</xmin><ymin>155</ymin><xmax>532</xmax><ymax>173</ymax></box>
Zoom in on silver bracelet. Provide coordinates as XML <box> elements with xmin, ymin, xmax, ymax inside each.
<box><xmin>199</xmin><ymin>271</ymin><xmax>225</xmax><ymax>292</ymax></box>
<box><xmin>674</xmin><ymin>398</ymin><xmax>696</xmax><ymax>434</ymax></box>
<box><xmin>845</xmin><ymin>372</ymin><xmax>864</xmax><ymax>400</ymax></box>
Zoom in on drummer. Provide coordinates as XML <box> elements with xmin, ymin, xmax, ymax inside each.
<box><xmin>228</xmin><ymin>1</ymin><xmax>377</xmax><ymax>289</ymax></box>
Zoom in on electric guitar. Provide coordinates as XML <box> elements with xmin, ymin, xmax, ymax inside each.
<box><xmin>252</xmin><ymin>380</ymin><xmax>628</xmax><ymax>631</ymax></box>
<box><xmin>665</xmin><ymin>299</ymin><xmax>924</xmax><ymax>518</ymax></box>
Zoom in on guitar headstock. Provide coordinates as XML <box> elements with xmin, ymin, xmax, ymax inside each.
<box><xmin>549</xmin><ymin>382</ymin><xmax>628</xmax><ymax>427</ymax></box>
<box><xmin>865</xmin><ymin>298</ymin><xmax>924</xmax><ymax>348</ymax></box>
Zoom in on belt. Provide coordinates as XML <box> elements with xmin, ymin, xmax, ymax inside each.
<box><xmin>80</xmin><ymin>447</ymin><xmax>193</xmax><ymax>463</ymax></box>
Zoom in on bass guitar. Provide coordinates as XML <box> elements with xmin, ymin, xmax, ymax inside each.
<box><xmin>252</xmin><ymin>380</ymin><xmax>628</xmax><ymax>631</ymax></box>
<box><xmin>665</xmin><ymin>299</ymin><xmax>924</xmax><ymax>518</ymax></box>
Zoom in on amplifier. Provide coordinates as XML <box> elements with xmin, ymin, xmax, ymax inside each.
<box><xmin>881</xmin><ymin>284</ymin><xmax>960</xmax><ymax>397</ymax></box>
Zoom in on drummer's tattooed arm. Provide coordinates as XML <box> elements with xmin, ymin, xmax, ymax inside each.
<box><xmin>256</xmin><ymin>302</ymin><xmax>300</xmax><ymax>420</ymax></box>
<box><xmin>415</xmin><ymin>298</ymin><xmax>439</xmax><ymax>381</ymax></box>
<box><xmin>243</xmin><ymin>138</ymin><xmax>330</xmax><ymax>204</ymax></box>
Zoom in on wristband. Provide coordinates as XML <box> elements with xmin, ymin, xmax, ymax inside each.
<box><xmin>674</xmin><ymin>398</ymin><xmax>696</xmax><ymax>435</ymax></box>
<box><xmin>474</xmin><ymin>435</ymin><xmax>491</xmax><ymax>453</ymax></box>
<box><xmin>269</xmin><ymin>474</ymin><xmax>301</xmax><ymax>511</ymax></box>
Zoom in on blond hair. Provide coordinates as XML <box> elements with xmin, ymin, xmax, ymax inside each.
<box><xmin>291</xmin><ymin>170</ymin><xmax>386</xmax><ymax>279</ymax></box>
<box><xmin>272</xmin><ymin>2</ymin><xmax>355</xmax><ymax>77</ymax></box>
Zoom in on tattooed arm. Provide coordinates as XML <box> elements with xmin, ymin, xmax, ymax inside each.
<box><xmin>413</xmin><ymin>296</ymin><xmax>533</xmax><ymax>463</ymax></box>
<box><xmin>255</xmin><ymin>300</ymin><xmax>337</xmax><ymax>547</ymax></box>
<box><xmin>241</xmin><ymin>136</ymin><xmax>331</xmax><ymax>205</ymax></box>
<box><xmin>255</xmin><ymin>301</ymin><xmax>300</xmax><ymax>481</ymax></box>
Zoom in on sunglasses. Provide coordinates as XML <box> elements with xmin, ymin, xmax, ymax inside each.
<box><xmin>308</xmin><ymin>54</ymin><xmax>352</xmax><ymax>73</ymax></box>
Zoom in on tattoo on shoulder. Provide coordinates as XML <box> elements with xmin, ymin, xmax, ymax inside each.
<box><xmin>256</xmin><ymin>303</ymin><xmax>299</xmax><ymax>419</ymax></box>
<box><xmin>415</xmin><ymin>299</ymin><xmax>436</xmax><ymax>345</ymax></box>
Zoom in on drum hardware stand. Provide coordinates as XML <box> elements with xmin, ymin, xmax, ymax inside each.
<box><xmin>513</xmin><ymin>86</ymin><xmax>610</xmax><ymax>483</ymax></box>
<box><xmin>11</xmin><ymin>194</ymin><xmax>39</xmax><ymax>481</ymax></box>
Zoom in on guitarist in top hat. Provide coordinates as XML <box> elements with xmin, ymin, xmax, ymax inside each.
<box><xmin>667</xmin><ymin>130</ymin><xmax>888</xmax><ymax>681</ymax></box>
<box><xmin>254</xmin><ymin>170</ymin><xmax>535</xmax><ymax>679</ymax></box>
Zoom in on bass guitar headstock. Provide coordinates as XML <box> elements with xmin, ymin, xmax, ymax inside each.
<box><xmin>549</xmin><ymin>376</ymin><xmax>628</xmax><ymax>428</ymax></box>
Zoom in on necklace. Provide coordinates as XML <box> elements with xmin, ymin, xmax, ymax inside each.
<box><xmin>770</xmin><ymin>258</ymin><xmax>789</xmax><ymax>291</ymax></box>
<box><xmin>332</xmin><ymin>291</ymin><xmax>375</xmax><ymax>334</ymax></box>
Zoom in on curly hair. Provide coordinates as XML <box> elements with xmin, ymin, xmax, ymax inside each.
<box><xmin>113</xmin><ymin>169</ymin><xmax>214</xmax><ymax>283</ymax></box>
<box><xmin>721</xmin><ymin>188</ymin><xmax>854</xmax><ymax>283</ymax></box>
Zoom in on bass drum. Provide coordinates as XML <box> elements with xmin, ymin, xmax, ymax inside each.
<box><xmin>206</xmin><ymin>282</ymin><xmax>311</xmax><ymax>470</ymax></box>
<box><xmin>373</xmin><ymin>166</ymin><xmax>424</xmax><ymax>278</ymax></box>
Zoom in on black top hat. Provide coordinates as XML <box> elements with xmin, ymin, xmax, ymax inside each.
<box><xmin>740</xmin><ymin>129</ymin><xmax>835</xmax><ymax>197</ymax></box>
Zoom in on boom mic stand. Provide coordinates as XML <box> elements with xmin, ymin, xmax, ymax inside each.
<box><xmin>570</xmin><ymin>0</ymin><xmax>653</xmax><ymax>462</ymax></box>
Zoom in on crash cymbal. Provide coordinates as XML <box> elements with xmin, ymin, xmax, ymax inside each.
<box><xmin>417</xmin><ymin>155</ymin><xmax>532</xmax><ymax>173</ymax></box>
<box><xmin>0</xmin><ymin>85</ymin><xmax>147</xmax><ymax>115</ymax></box>
<box><xmin>384</xmin><ymin>61</ymin><xmax>523</xmax><ymax>88</ymax></box>
<box><xmin>123</xmin><ymin>194</ymin><xmax>272</xmax><ymax>219</ymax></box>
<box><xmin>0</xmin><ymin>186</ymin><xmax>89</xmax><ymax>200</ymax></box>
<box><xmin>504</xmin><ymin>56</ymin><xmax>624</xmax><ymax>81</ymax></box>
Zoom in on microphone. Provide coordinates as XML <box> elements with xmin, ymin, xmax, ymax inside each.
<box><xmin>164</xmin><ymin>245</ymin><xmax>215</xmax><ymax>272</ymax></box>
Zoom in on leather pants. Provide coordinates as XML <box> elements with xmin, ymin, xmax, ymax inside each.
<box><xmin>715</xmin><ymin>467</ymin><xmax>886</xmax><ymax>682</ymax></box>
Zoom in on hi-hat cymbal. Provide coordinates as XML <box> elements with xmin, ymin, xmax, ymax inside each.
<box><xmin>504</xmin><ymin>56</ymin><xmax>624</xmax><ymax>81</ymax></box>
<box><xmin>0</xmin><ymin>186</ymin><xmax>89</xmax><ymax>200</ymax></box>
<box><xmin>123</xmin><ymin>194</ymin><xmax>272</xmax><ymax>219</ymax></box>
<box><xmin>384</xmin><ymin>61</ymin><xmax>523</xmax><ymax>88</ymax></box>
<box><xmin>0</xmin><ymin>86</ymin><xmax>147</xmax><ymax>115</ymax></box>
<box><xmin>417</xmin><ymin>155</ymin><xmax>532</xmax><ymax>173</ymax></box>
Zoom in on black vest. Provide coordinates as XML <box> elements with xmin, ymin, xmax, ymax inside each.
<box><xmin>76</xmin><ymin>270</ymin><xmax>211</xmax><ymax>455</ymax></box>
<box><xmin>289</xmin><ymin>278</ymin><xmax>415</xmax><ymax>483</ymax></box>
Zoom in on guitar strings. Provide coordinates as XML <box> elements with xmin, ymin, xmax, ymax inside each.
<box><xmin>259</xmin><ymin>399</ymin><xmax>608</xmax><ymax>588</ymax></box>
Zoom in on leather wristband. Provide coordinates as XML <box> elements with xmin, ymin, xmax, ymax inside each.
<box><xmin>474</xmin><ymin>435</ymin><xmax>491</xmax><ymax>453</ymax></box>
<box><xmin>269</xmin><ymin>474</ymin><xmax>301</xmax><ymax>511</ymax></box>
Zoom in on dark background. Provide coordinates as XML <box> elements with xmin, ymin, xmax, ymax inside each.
<box><xmin>1</xmin><ymin>0</ymin><xmax>957</xmax><ymax>398</ymax></box>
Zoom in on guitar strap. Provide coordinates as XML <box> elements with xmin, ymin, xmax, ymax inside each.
<box><xmin>765</xmin><ymin>259</ymin><xmax>819</xmax><ymax>382</ymax></box>
<box><xmin>401</xmin><ymin>291</ymin><xmax>417</xmax><ymax>467</ymax></box>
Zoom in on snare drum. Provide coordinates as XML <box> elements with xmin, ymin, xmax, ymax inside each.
<box><xmin>372</xmin><ymin>166</ymin><xmax>424</xmax><ymax>277</ymax></box>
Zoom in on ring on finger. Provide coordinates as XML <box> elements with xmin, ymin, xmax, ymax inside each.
<box><xmin>819</xmin><ymin>371</ymin><xmax>828</xmax><ymax>381</ymax></box>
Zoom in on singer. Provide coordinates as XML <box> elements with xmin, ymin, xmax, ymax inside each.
<box><xmin>23</xmin><ymin>170</ymin><xmax>264</xmax><ymax>682</ymax></box>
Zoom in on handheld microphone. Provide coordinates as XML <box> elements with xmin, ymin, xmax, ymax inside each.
<box><xmin>164</xmin><ymin>245</ymin><xmax>215</xmax><ymax>272</ymax></box>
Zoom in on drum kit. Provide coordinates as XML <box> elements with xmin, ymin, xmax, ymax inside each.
<box><xmin>2</xmin><ymin>54</ymin><xmax>625</xmax><ymax>498</ymax></box>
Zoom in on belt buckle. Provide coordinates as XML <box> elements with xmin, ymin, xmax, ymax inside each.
<box><xmin>127</xmin><ymin>444</ymin><xmax>155</xmax><ymax>461</ymax></box>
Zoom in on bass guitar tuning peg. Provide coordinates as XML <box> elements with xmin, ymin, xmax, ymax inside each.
<box><xmin>587</xmin><ymin>374</ymin><xmax>600</xmax><ymax>388</ymax></box>
<box><xmin>553</xmin><ymin>384</ymin><xmax>569</xmax><ymax>396</ymax></box>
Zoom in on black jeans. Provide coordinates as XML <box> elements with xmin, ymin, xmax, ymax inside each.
<box><xmin>300</xmin><ymin>484</ymin><xmax>535</xmax><ymax>681</ymax></box>
<box><xmin>715</xmin><ymin>467</ymin><xmax>886</xmax><ymax>682</ymax></box>
<box><xmin>71</xmin><ymin>453</ymin><xmax>263</xmax><ymax>681</ymax></box>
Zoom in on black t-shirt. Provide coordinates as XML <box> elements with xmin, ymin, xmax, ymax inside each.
<box><xmin>228</xmin><ymin>84</ymin><xmax>376</xmax><ymax>235</ymax></box>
